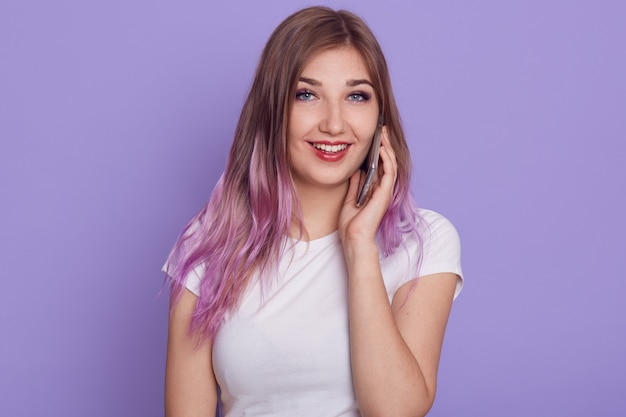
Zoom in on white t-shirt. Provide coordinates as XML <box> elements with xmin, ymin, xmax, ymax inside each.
<box><xmin>178</xmin><ymin>209</ymin><xmax>463</xmax><ymax>416</ymax></box>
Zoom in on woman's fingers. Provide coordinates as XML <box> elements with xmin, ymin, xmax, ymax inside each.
<box><xmin>374</xmin><ymin>127</ymin><xmax>397</xmax><ymax>200</ymax></box>
<box><xmin>346</xmin><ymin>169</ymin><xmax>363</xmax><ymax>204</ymax></box>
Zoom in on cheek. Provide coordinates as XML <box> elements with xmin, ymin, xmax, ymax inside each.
<box><xmin>351</xmin><ymin>106</ymin><xmax>379</xmax><ymax>134</ymax></box>
<box><xmin>355</xmin><ymin>118</ymin><xmax>378</xmax><ymax>145</ymax></box>
<box><xmin>288</xmin><ymin>107</ymin><xmax>317</xmax><ymax>134</ymax></box>
<box><xmin>356</xmin><ymin>138</ymin><xmax>373</xmax><ymax>167</ymax></box>
<box><xmin>354</xmin><ymin>118</ymin><xmax>379</xmax><ymax>163</ymax></box>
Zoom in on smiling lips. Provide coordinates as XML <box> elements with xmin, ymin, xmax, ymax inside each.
<box><xmin>312</xmin><ymin>142</ymin><xmax>349</xmax><ymax>153</ymax></box>
<box><xmin>309</xmin><ymin>142</ymin><xmax>350</xmax><ymax>162</ymax></box>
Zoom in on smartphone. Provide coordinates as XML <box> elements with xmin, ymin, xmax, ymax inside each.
<box><xmin>356</xmin><ymin>119</ymin><xmax>383</xmax><ymax>207</ymax></box>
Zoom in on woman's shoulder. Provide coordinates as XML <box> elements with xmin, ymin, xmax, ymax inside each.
<box><xmin>396</xmin><ymin>208</ymin><xmax>460</xmax><ymax>249</ymax></box>
<box><xmin>415</xmin><ymin>208</ymin><xmax>463</xmax><ymax>297</ymax></box>
<box><xmin>382</xmin><ymin>208</ymin><xmax>463</xmax><ymax>299</ymax></box>
<box><xmin>417</xmin><ymin>208</ymin><xmax>458</xmax><ymax>233</ymax></box>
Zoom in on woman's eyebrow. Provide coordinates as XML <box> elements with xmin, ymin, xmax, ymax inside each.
<box><xmin>298</xmin><ymin>77</ymin><xmax>374</xmax><ymax>88</ymax></box>
<box><xmin>299</xmin><ymin>77</ymin><xmax>321</xmax><ymax>86</ymax></box>
<box><xmin>347</xmin><ymin>79</ymin><xmax>373</xmax><ymax>88</ymax></box>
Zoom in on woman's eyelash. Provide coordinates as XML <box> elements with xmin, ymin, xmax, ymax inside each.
<box><xmin>294</xmin><ymin>90</ymin><xmax>372</xmax><ymax>101</ymax></box>
<box><xmin>348</xmin><ymin>92</ymin><xmax>371</xmax><ymax>101</ymax></box>
<box><xmin>295</xmin><ymin>89</ymin><xmax>316</xmax><ymax>100</ymax></box>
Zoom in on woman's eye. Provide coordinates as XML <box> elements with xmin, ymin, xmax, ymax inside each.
<box><xmin>295</xmin><ymin>90</ymin><xmax>315</xmax><ymax>101</ymax></box>
<box><xmin>348</xmin><ymin>92</ymin><xmax>371</xmax><ymax>102</ymax></box>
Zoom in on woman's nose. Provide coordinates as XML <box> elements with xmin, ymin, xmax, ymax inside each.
<box><xmin>318</xmin><ymin>103</ymin><xmax>346</xmax><ymax>136</ymax></box>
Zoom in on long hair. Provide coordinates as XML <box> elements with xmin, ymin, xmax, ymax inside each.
<box><xmin>166</xmin><ymin>6</ymin><xmax>421</xmax><ymax>340</ymax></box>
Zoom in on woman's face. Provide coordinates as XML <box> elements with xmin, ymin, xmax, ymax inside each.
<box><xmin>288</xmin><ymin>46</ymin><xmax>379</xmax><ymax>193</ymax></box>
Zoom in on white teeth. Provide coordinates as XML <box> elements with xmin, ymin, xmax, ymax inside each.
<box><xmin>312</xmin><ymin>143</ymin><xmax>348</xmax><ymax>153</ymax></box>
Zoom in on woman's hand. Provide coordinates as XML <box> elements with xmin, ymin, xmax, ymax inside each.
<box><xmin>338</xmin><ymin>127</ymin><xmax>398</xmax><ymax>246</ymax></box>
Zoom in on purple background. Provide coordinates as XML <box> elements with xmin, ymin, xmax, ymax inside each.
<box><xmin>1</xmin><ymin>0</ymin><xmax>624</xmax><ymax>415</ymax></box>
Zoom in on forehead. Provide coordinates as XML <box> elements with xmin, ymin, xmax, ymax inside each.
<box><xmin>300</xmin><ymin>47</ymin><xmax>371</xmax><ymax>80</ymax></box>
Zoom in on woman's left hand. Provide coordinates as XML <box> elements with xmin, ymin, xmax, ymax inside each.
<box><xmin>338</xmin><ymin>127</ymin><xmax>398</xmax><ymax>246</ymax></box>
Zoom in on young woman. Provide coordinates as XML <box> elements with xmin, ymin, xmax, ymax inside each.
<box><xmin>164</xmin><ymin>6</ymin><xmax>463</xmax><ymax>417</ymax></box>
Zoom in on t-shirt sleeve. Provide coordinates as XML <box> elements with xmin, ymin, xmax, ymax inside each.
<box><xmin>416</xmin><ymin>209</ymin><xmax>464</xmax><ymax>299</ymax></box>
<box><xmin>161</xmin><ymin>261</ymin><xmax>203</xmax><ymax>296</ymax></box>
<box><xmin>161</xmin><ymin>219</ymin><xmax>204</xmax><ymax>297</ymax></box>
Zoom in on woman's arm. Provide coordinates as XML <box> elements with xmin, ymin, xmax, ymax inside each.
<box><xmin>339</xmin><ymin>130</ymin><xmax>458</xmax><ymax>416</ymax></box>
<box><xmin>347</xmin><ymin>255</ymin><xmax>457</xmax><ymax>417</ymax></box>
<box><xmin>165</xmin><ymin>289</ymin><xmax>218</xmax><ymax>417</ymax></box>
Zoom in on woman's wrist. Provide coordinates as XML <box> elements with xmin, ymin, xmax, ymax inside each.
<box><xmin>342</xmin><ymin>238</ymin><xmax>380</xmax><ymax>266</ymax></box>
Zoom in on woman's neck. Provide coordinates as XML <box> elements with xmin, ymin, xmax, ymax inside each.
<box><xmin>290</xmin><ymin>182</ymin><xmax>348</xmax><ymax>241</ymax></box>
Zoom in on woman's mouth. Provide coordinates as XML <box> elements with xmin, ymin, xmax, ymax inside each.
<box><xmin>308</xmin><ymin>142</ymin><xmax>350</xmax><ymax>161</ymax></box>
<box><xmin>310</xmin><ymin>142</ymin><xmax>349</xmax><ymax>154</ymax></box>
